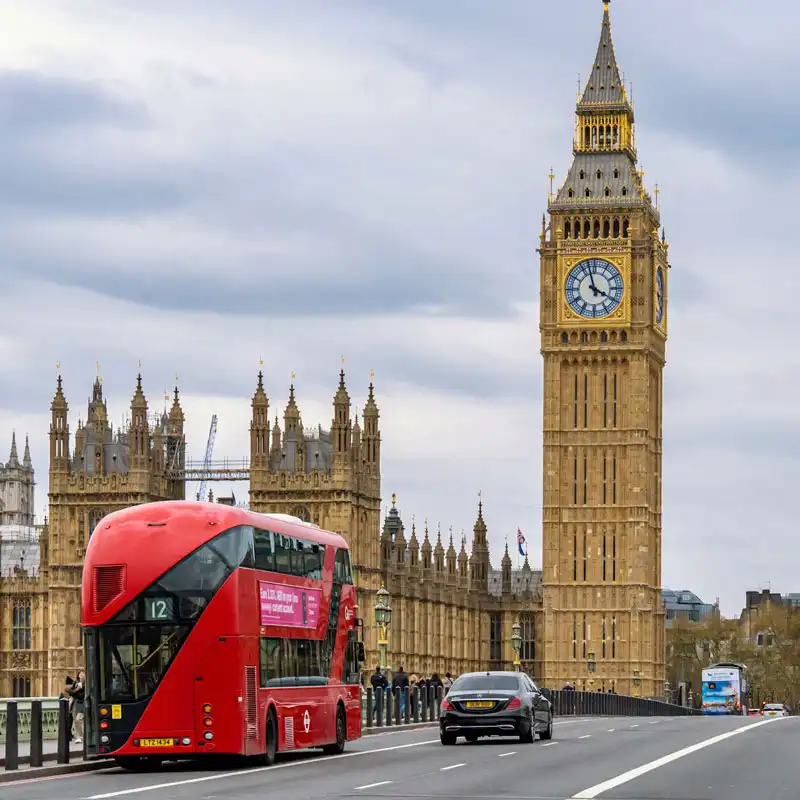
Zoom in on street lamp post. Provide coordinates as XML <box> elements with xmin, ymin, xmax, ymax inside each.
<box><xmin>511</xmin><ymin>622</ymin><xmax>522</xmax><ymax>672</ymax></box>
<box><xmin>632</xmin><ymin>669</ymin><xmax>641</xmax><ymax>697</ymax></box>
<box><xmin>664</xmin><ymin>681</ymin><xmax>671</xmax><ymax>704</ymax></box>
<box><xmin>587</xmin><ymin>651</ymin><xmax>596</xmax><ymax>689</ymax></box>
<box><xmin>374</xmin><ymin>585</ymin><xmax>392</xmax><ymax>680</ymax></box>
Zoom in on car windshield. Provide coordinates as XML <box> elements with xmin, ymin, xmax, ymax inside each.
<box><xmin>452</xmin><ymin>674</ymin><xmax>520</xmax><ymax>692</ymax></box>
<box><xmin>764</xmin><ymin>704</ymin><xmax>783</xmax><ymax>710</ymax></box>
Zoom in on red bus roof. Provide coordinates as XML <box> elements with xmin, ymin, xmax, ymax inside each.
<box><xmin>81</xmin><ymin>501</ymin><xmax>349</xmax><ymax>626</ymax></box>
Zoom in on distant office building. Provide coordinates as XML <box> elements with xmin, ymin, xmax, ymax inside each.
<box><xmin>662</xmin><ymin>589</ymin><xmax>718</xmax><ymax>627</ymax></box>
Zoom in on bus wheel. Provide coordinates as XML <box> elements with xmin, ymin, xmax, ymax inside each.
<box><xmin>114</xmin><ymin>756</ymin><xmax>162</xmax><ymax>772</ymax></box>
<box><xmin>322</xmin><ymin>705</ymin><xmax>346</xmax><ymax>755</ymax></box>
<box><xmin>264</xmin><ymin>708</ymin><xmax>278</xmax><ymax>766</ymax></box>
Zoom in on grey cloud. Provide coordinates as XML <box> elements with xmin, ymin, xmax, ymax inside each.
<box><xmin>0</xmin><ymin>71</ymin><xmax>189</xmax><ymax>216</ymax></box>
<box><xmin>0</xmin><ymin>70</ymin><xmax>148</xmax><ymax>134</ymax></box>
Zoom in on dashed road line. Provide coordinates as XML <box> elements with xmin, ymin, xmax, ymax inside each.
<box><xmin>498</xmin><ymin>751</ymin><xmax>517</xmax><ymax>757</ymax></box>
<box><xmin>441</xmin><ymin>763</ymin><xmax>466</xmax><ymax>771</ymax></box>
<box><xmin>579</xmin><ymin>734</ymin><xmax>592</xmax><ymax>739</ymax></box>
<box><xmin>355</xmin><ymin>781</ymin><xmax>393</xmax><ymax>791</ymax></box>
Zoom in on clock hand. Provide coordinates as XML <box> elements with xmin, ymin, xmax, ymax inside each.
<box><xmin>588</xmin><ymin>269</ymin><xmax>600</xmax><ymax>295</ymax></box>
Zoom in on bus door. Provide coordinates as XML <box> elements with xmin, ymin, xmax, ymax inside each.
<box><xmin>194</xmin><ymin>636</ymin><xmax>246</xmax><ymax>754</ymax></box>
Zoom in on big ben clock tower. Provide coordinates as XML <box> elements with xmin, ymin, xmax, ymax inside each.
<box><xmin>539</xmin><ymin>2</ymin><xmax>668</xmax><ymax>697</ymax></box>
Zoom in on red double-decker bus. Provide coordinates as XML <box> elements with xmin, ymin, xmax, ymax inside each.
<box><xmin>81</xmin><ymin>501</ymin><xmax>365</xmax><ymax>771</ymax></box>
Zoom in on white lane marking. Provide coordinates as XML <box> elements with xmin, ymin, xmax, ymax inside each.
<box><xmin>84</xmin><ymin>738</ymin><xmax>440</xmax><ymax>799</ymax></box>
<box><xmin>578</xmin><ymin>734</ymin><xmax>591</xmax><ymax>739</ymax></box>
<box><xmin>79</xmin><ymin>717</ymin><xmax>649</xmax><ymax>799</ymax></box>
<box><xmin>650</xmin><ymin>721</ymin><xmax>660</xmax><ymax>725</ymax></box>
<box><xmin>570</xmin><ymin>717</ymin><xmax>784</xmax><ymax>799</ymax></box>
<box><xmin>498</xmin><ymin>751</ymin><xmax>517</xmax><ymax>757</ymax></box>
<box><xmin>542</xmin><ymin>741</ymin><xmax>558</xmax><ymax>747</ymax></box>
<box><xmin>630</xmin><ymin>724</ymin><xmax>639</xmax><ymax>728</ymax></box>
<box><xmin>355</xmin><ymin>781</ymin><xmax>392</xmax><ymax>790</ymax></box>
<box><xmin>607</xmin><ymin>729</ymin><xmax>615</xmax><ymax>732</ymax></box>
<box><xmin>440</xmin><ymin>763</ymin><xmax>466</xmax><ymax>771</ymax></box>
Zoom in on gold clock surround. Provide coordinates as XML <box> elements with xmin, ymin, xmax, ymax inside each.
<box><xmin>557</xmin><ymin>248</ymin><xmax>632</xmax><ymax>327</ymax></box>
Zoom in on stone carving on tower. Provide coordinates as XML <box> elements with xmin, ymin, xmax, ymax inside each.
<box><xmin>538</xmin><ymin>2</ymin><xmax>668</xmax><ymax>696</ymax></box>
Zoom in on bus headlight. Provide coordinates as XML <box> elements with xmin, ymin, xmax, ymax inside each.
<box><xmin>181</xmin><ymin>737</ymin><xmax>191</xmax><ymax>746</ymax></box>
<box><xmin>100</xmin><ymin>735</ymin><xmax>110</xmax><ymax>744</ymax></box>
<box><xmin>203</xmin><ymin>731</ymin><xmax>213</xmax><ymax>741</ymax></box>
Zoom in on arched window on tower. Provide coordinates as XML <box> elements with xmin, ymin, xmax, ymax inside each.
<box><xmin>520</xmin><ymin>613</ymin><xmax>536</xmax><ymax>661</ymax></box>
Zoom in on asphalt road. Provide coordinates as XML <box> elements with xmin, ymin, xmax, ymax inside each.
<box><xmin>1</xmin><ymin>714</ymin><xmax>796</xmax><ymax>800</ymax></box>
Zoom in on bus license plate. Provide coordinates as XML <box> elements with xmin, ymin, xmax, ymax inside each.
<box><xmin>139</xmin><ymin>738</ymin><xmax>173</xmax><ymax>748</ymax></box>
<box><xmin>466</xmin><ymin>701</ymin><xmax>494</xmax><ymax>709</ymax></box>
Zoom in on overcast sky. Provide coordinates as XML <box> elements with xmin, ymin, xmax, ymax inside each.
<box><xmin>0</xmin><ymin>0</ymin><xmax>795</xmax><ymax>616</ymax></box>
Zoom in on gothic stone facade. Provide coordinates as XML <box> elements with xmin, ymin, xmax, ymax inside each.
<box><xmin>248</xmin><ymin>369</ymin><xmax>543</xmax><ymax>679</ymax></box>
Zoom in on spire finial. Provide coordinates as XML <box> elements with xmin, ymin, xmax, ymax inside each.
<box><xmin>391</xmin><ymin>492</ymin><xmax>396</xmax><ymax>507</ymax></box>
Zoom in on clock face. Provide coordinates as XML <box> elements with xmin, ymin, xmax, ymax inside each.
<box><xmin>655</xmin><ymin>266</ymin><xmax>664</xmax><ymax>325</ymax></box>
<box><xmin>565</xmin><ymin>258</ymin><xmax>624</xmax><ymax>319</ymax></box>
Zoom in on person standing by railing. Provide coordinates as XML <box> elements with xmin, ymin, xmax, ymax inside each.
<box><xmin>68</xmin><ymin>669</ymin><xmax>86</xmax><ymax>744</ymax></box>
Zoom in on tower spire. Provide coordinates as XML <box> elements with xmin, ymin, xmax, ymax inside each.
<box><xmin>552</xmin><ymin>1</ymin><xmax>641</xmax><ymax>207</ymax></box>
<box><xmin>578</xmin><ymin>1</ymin><xmax>628</xmax><ymax>110</ymax></box>
<box><xmin>7</xmin><ymin>432</ymin><xmax>19</xmax><ymax>466</ymax></box>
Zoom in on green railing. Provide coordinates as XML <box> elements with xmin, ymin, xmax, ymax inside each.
<box><xmin>0</xmin><ymin>698</ymin><xmax>61</xmax><ymax>743</ymax></box>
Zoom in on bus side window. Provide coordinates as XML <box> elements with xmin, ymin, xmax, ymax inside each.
<box><xmin>334</xmin><ymin>549</ymin><xmax>354</xmax><ymax>585</ymax></box>
<box><xmin>259</xmin><ymin>637</ymin><xmax>281</xmax><ymax>687</ymax></box>
<box><xmin>304</xmin><ymin>543</ymin><xmax>324</xmax><ymax>581</ymax></box>
<box><xmin>254</xmin><ymin>529</ymin><xmax>274</xmax><ymax>572</ymax></box>
<box><xmin>274</xmin><ymin>534</ymin><xmax>291</xmax><ymax>574</ymax></box>
<box><xmin>290</xmin><ymin>539</ymin><xmax>305</xmax><ymax>577</ymax></box>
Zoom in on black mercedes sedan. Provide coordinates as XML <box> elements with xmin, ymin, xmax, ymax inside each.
<box><xmin>439</xmin><ymin>671</ymin><xmax>553</xmax><ymax>745</ymax></box>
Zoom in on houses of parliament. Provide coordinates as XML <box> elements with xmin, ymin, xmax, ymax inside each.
<box><xmin>0</xmin><ymin>4</ymin><xmax>667</xmax><ymax>698</ymax></box>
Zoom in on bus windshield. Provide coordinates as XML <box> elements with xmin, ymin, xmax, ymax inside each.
<box><xmin>99</xmin><ymin>624</ymin><xmax>191</xmax><ymax>702</ymax></box>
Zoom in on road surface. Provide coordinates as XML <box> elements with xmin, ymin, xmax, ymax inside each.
<box><xmin>1</xmin><ymin>714</ymin><xmax>796</xmax><ymax>799</ymax></box>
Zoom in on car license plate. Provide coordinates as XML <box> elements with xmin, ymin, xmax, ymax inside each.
<box><xmin>465</xmin><ymin>701</ymin><xmax>494</xmax><ymax>709</ymax></box>
<box><xmin>139</xmin><ymin>738</ymin><xmax>174</xmax><ymax>748</ymax></box>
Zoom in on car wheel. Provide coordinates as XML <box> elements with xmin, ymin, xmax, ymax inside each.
<box><xmin>440</xmin><ymin>732</ymin><xmax>457</xmax><ymax>746</ymax></box>
<box><xmin>519</xmin><ymin>718</ymin><xmax>535</xmax><ymax>744</ymax></box>
<box><xmin>539</xmin><ymin>715</ymin><xmax>553</xmax><ymax>741</ymax></box>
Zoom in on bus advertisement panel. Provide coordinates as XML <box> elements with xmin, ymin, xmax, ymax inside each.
<box><xmin>81</xmin><ymin>501</ymin><xmax>365</xmax><ymax>771</ymax></box>
<box><xmin>701</xmin><ymin>665</ymin><xmax>744</xmax><ymax>715</ymax></box>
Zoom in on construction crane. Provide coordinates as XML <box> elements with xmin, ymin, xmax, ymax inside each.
<box><xmin>196</xmin><ymin>415</ymin><xmax>218</xmax><ymax>501</ymax></box>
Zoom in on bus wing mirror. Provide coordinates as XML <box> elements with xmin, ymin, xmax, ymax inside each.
<box><xmin>356</xmin><ymin>643</ymin><xmax>366</xmax><ymax>663</ymax></box>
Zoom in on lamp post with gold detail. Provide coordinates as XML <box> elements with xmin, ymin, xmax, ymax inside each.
<box><xmin>511</xmin><ymin>622</ymin><xmax>522</xmax><ymax>672</ymax></box>
<box><xmin>374</xmin><ymin>585</ymin><xmax>392</xmax><ymax>681</ymax></box>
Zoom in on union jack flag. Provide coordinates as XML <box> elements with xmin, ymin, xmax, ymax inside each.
<box><xmin>517</xmin><ymin>528</ymin><xmax>527</xmax><ymax>557</ymax></box>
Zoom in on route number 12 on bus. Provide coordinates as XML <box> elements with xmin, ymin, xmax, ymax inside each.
<box><xmin>80</xmin><ymin>501</ymin><xmax>366</xmax><ymax>771</ymax></box>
